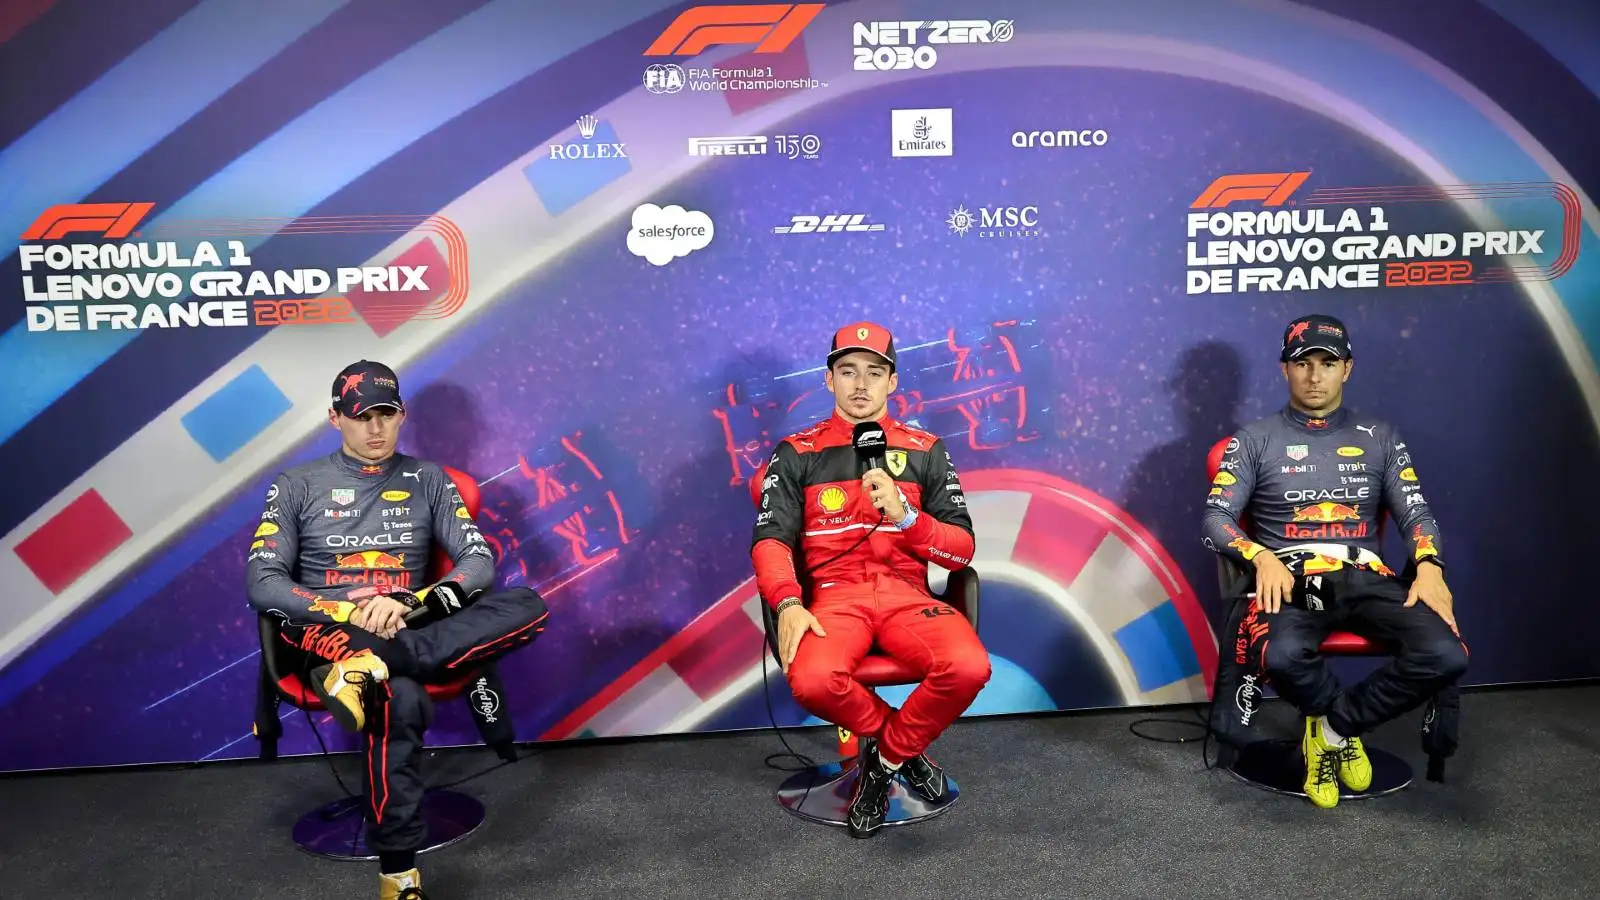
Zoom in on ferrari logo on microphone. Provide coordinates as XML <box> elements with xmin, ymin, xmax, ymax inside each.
<box><xmin>885</xmin><ymin>450</ymin><xmax>908</xmax><ymax>477</ymax></box>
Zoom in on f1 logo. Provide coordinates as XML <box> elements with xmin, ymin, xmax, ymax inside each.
<box><xmin>918</xmin><ymin>605</ymin><xmax>955</xmax><ymax>619</ymax></box>
<box><xmin>644</xmin><ymin>3</ymin><xmax>825</xmax><ymax>56</ymax></box>
<box><xmin>1190</xmin><ymin>172</ymin><xmax>1311</xmax><ymax>209</ymax></box>
<box><xmin>21</xmin><ymin>202</ymin><xmax>155</xmax><ymax>240</ymax></box>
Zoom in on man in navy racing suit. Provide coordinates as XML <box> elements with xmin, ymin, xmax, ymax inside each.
<box><xmin>247</xmin><ymin>360</ymin><xmax>549</xmax><ymax>900</ymax></box>
<box><xmin>1202</xmin><ymin>315</ymin><xmax>1467</xmax><ymax>808</ymax></box>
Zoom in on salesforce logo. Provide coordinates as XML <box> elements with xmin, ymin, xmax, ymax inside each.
<box><xmin>627</xmin><ymin>203</ymin><xmax>715</xmax><ymax>266</ymax></box>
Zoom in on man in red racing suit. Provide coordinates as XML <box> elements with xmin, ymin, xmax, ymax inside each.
<box><xmin>751</xmin><ymin>321</ymin><xmax>991</xmax><ymax>838</ymax></box>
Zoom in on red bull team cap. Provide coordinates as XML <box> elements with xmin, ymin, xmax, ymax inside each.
<box><xmin>1282</xmin><ymin>314</ymin><xmax>1352</xmax><ymax>362</ymax></box>
<box><xmin>332</xmin><ymin>360</ymin><xmax>404</xmax><ymax>417</ymax></box>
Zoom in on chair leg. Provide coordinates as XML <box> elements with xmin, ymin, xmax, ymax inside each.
<box><xmin>775</xmin><ymin>705</ymin><xmax>960</xmax><ymax>828</ymax></box>
<box><xmin>1227</xmin><ymin>739</ymin><xmax>1414</xmax><ymax>800</ymax></box>
<box><xmin>290</xmin><ymin>791</ymin><xmax>487</xmax><ymax>861</ymax></box>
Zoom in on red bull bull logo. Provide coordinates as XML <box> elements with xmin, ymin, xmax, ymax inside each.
<box><xmin>1286</xmin><ymin>502</ymin><xmax>1369</xmax><ymax>539</ymax></box>
<box><xmin>308</xmin><ymin>599</ymin><xmax>346</xmax><ymax>616</ymax></box>
<box><xmin>1414</xmin><ymin>532</ymin><xmax>1438</xmax><ymax>558</ymax></box>
<box><xmin>1302</xmin><ymin>553</ymin><xmax>1344</xmax><ymax>575</ymax></box>
<box><xmin>325</xmin><ymin>549</ymin><xmax>412</xmax><ymax>587</ymax></box>
<box><xmin>1227</xmin><ymin>536</ymin><xmax>1264</xmax><ymax>560</ymax></box>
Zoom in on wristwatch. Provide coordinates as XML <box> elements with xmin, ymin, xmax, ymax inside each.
<box><xmin>893</xmin><ymin>504</ymin><xmax>919</xmax><ymax>531</ymax></box>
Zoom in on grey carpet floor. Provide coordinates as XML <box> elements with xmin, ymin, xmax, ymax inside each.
<box><xmin>3</xmin><ymin>684</ymin><xmax>1597</xmax><ymax>899</ymax></box>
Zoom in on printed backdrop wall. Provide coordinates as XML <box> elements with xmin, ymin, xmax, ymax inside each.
<box><xmin>1</xmin><ymin>0</ymin><xmax>1597</xmax><ymax>772</ymax></box>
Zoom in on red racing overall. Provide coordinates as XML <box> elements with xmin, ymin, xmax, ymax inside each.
<box><xmin>752</xmin><ymin>412</ymin><xmax>991</xmax><ymax>763</ymax></box>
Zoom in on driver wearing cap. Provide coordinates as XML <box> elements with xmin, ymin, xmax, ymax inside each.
<box><xmin>752</xmin><ymin>322</ymin><xmax>992</xmax><ymax>838</ymax></box>
<box><xmin>1203</xmin><ymin>315</ymin><xmax>1468</xmax><ymax>808</ymax></box>
<box><xmin>246</xmin><ymin>360</ymin><xmax>551</xmax><ymax>899</ymax></box>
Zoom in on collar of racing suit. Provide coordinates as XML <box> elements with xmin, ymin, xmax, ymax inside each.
<box><xmin>1281</xmin><ymin>403</ymin><xmax>1349</xmax><ymax>433</ymax></box>
<box><xmin>827</xmin><ymin>408</ymin><xmax>895</xmax><ymax>435</ymax></box>
<box><xmin>332</xmin><ymin>448</ymin><xmax>402</xmax><ymax>477</ymax></box>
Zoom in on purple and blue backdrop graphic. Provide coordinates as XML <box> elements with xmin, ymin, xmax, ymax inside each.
<box><xmin>2</xmin><ymin>0</ymin><xmax>1599</xmax><ymax>771</ymax></box>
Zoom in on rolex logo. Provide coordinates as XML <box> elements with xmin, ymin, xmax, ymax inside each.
<box><xmin>549</xmin><ymin>114</ymin><xmax>629</xmax><ymax>161</ymax></box>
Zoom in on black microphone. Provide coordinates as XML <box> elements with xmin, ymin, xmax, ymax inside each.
<box><xmin>399</xmin><ymin>581</ymin><xmax>481</xmax><ymax>626</ymax></box>
<box><xmin>852</xmin><ymin>421</ymin><xmax>888</xmax><ymax>474</ymax></box>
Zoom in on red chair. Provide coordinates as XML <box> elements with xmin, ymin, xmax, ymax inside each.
<box><xmin>747</xmin><ymin>466</ymin><xmax>979</xmax><ymax>828</ymax></box>
<box><xmin>253</xmin><ymin>465</ymin><xmax>494</xmax><ymax>859</ymax></box>
<box><xmin>1206</xmin><ymin>437</ymin><xmax>1413</xmax><ymax>800</ymax></box>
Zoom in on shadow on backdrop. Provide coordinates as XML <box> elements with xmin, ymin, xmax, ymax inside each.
<box><xmin>402</xmin><ymin>381</ymin><xmax>484</xmax><ymax>474</ymax></box>
<box><xmin>1122</xmin><ymin>341</ymin><xmax>1245</xmax><ymax>628</ymax></box>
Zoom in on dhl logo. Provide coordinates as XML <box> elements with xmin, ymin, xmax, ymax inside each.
<box><xmin>1213</xmin><ymin>471</ymin><xmax>1236</xmax><ymax>486</ymax></box>
<box><xmin>254</xmin><ymin>521</ymin><xmax>279</xmax><ymax>537</ymax></box>
<box><xmin>818</xmin><ymin>485</ymin><xmax>848</xmax><ymax>513</ymax></box>
<box><xmin>1337</xmin><ymin>447</ymin><xmax>1364</xmax><ymax>457</ymax></box>
<box><xmin>382</xmin><ymin>490</ymin><xmax>410</xmax><ymax>502</ymax></box>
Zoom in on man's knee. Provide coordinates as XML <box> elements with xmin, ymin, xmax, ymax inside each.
<box><xmin>492</xmin><ymin>586</ymin><xmax>549</xmax><ymax>624</ymax></box>
<box><xmin>788</xmin><ymin>663</ymin><xmax>854</xmax><ymax>710</ymax></box>
<box><xmin>1407</xmin><ymin>635</ymin><xmax>1469</xmax><ymax>684</ymax></box>
<box><xmin>375</xmin><ymin>676</ymin><xmax>433</xmax><ymax>731</ymax></box>
<box><xmin>930</xmin><ymin>650</ymin><xmax>992</xmax><ymax>695</ymax></box>
<box><xmin>1261</xmin><ymin>632</ymin><xmax>1319</xmax><ymax>680</ymax></box>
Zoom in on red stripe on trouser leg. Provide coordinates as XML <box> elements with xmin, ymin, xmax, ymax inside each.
<box><xmin>444</xmin><ymin>612</ymin><xmax>548</xmax><ymax>670</ymax></box>
<box><xmin>367</xmin><ymin>683</ymin><xmax>392</xmax><ymax>823</ymax></box>
<box><xmin>784</xmin><ymin>587</ymin><xmax>893</xmax><ymax>741</ymax></box>
<box><xmin>868</xmin><ymin>580</ymin><xmax>991</xmax><ymax>764</ymax></box>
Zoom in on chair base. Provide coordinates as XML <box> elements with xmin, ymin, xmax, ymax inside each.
<box><xmin>1228</xmin><ymin>738</ymin><xmax>1413</xmax><ymax>801</ymax></box>
<box><xmin>776</xmin><ymin>757</ymin><xmax>960</xmax><ymax>827</ymax></box>
<box><xmin>291</xmin><ymin>790</ymin><xmax>486</xmax><ymax>861</ymax></box>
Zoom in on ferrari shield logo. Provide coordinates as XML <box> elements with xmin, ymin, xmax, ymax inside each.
<box><xmin>1286</xmin><ymin>444</ymin><xmax>1309</xmax><ymax>461</ymax></box>
<box><xmin>885</xmin><ymin>450</ymin><xmax>908</xmax><ymax>477</ymax></box>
